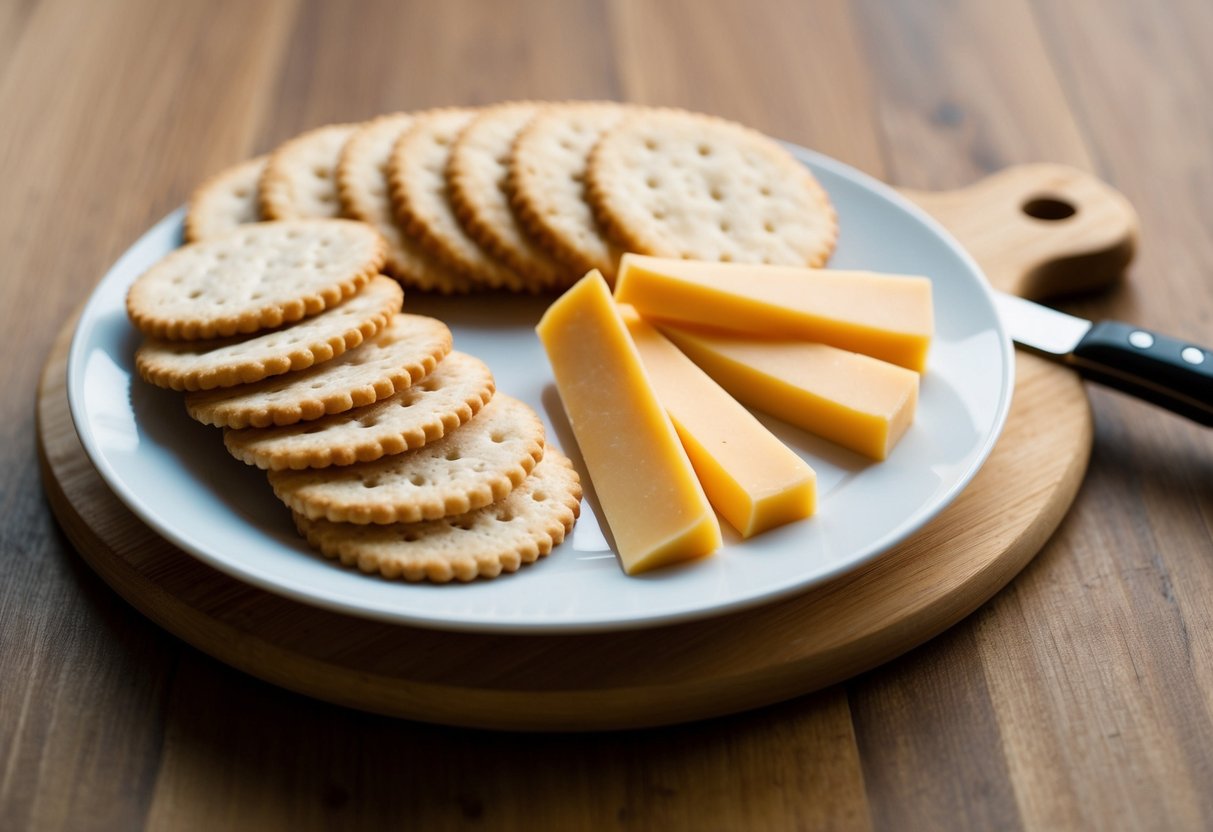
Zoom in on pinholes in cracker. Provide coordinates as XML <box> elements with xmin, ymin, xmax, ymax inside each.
<box><xmin>269</xmin><ymin>394</ymin><xmax>545</xmax><ymax>524</ymax></box>
<box><xmin>260</xmin><ymin>122</ymin><xmax>362</xmax><ymax>220</ymax></box>
<box><xmin>224</xmin><ymin>350</ymin><xmax>496</xmax><ymax>470</ymax></box>
<box><xmin>585</xmin><ymin>109</ymin><xmax>838</xmax><ymax>268</ymax></box>
<box><xmin>388</xmin><ymin>108</ymin><xmax>525</xmax><ymax>291</ymax></box>
<box><xmin>293</xmin><ymin>449</ymin><xmax>582</xmax><ymax>582</ymax></box>
<box><xmin>184</xmin><ymin>155</ymin><xmax>267</xmax><ymax>243</ymax></box>
<box><xmin>508</xmin><ymin>101</ymin><xmax>629</xmax><ymax>282</ymax></box>
<box><xmin>185</xmin><ymin>313</ymin><xmax>452</xmax><ymax>428</ymax></box>
<box><xmin>447</xmin><ymin>102</ymin><xmax>565</xmax><ymax>291</ymax></box>
<box><xmin>338</xmin><ymin>113</ymin><xmax>474</xmax><ymax>295</ymax></box>
<box><xmin>135</xmin><ymin>275</ymin><xmax>402</xmax><ymax>392</ymax></box>
<box><xmin>127</xmin><ymin>219</ymin><xmax>385</xmax><ymax>341</ymax></box>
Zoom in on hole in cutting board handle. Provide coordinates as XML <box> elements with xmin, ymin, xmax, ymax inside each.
<box><xmin>1022</xmin><ymin>196</ymin><xmax>1078</xmax><ymax>221</ymax></box>
<box><xmin>900</xmin><ymin>164</ymin><xmax>1138</xmax><ymax>298</ymax></box>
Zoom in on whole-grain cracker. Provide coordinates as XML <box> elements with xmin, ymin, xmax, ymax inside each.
<box><xmin>135</xmin><ymin>275</ymin><xmax>402</xmax><ymax>392</ymax></box>
<box><xmin>260</xmin><ymin>122</ymin><xmax>361</xmax><ymax>220</ymax></box>
<box><xmin>293</xmin><ymin>449</ymin><xmax>581</xmax><ymax>582</ymax></box>
<box><xmin>185</xmin><ymin>313</ymin><xmax>451</xmax><ymax>428</ymax></box>
<box><xmin>585</xmin><ymin>108</ymin><xmax>837</xmax><ymax>268</ymax></box>
<box><xmin>388</xmin><ymin>108</ymin><xmax>525</xmax><ymax>291</ymax></box>
<box><xmin>127</xmin><ymin>219</ymin><xmax>385</xmax><ymax>341</ymax></box>
<box><xmin>224</xmin><ymin>350</ymin><xmax>495</xmax><ymax>470</ymax></box>
<box><xmin>269</xmin><ymin>394</ymin><xmax>545</xmax><ymax>524</ymax></box>
<box><xmin>184</xmin><ymin>155</ymin><xmax>267</xmax><ymax>243</ymax></box>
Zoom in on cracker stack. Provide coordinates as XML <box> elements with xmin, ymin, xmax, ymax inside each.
<box><xmin>145</xmin><ymin>101</ymin><xmax>841</xmax><ymax>581</ymax></box>
<box><xmin>185</xmin><ymin>102</ymin><xmax>838</xmax><ymax>292</ymax></box>
<box><xmin>126</xmin><ymin>219</ymin><xmax>581</xmax><ymax>583</ymax></box>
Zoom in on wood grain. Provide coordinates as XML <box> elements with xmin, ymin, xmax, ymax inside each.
<box><xmin>855</xmin><ymin>1</ymin><xmax>1213</xmax><ymax>828</ymax></box>
<box><xmin>254</xmin><ymin>0</ymin><xmax>620</xmax><ymax>147</ymax></box>
<box><xmin>902</xmin><ymin>164</ymin><xmax>1138</xmax><ymax>299</ymax></box>
<box><xmin>3</xmin><ymin>0</ymin><xmax>1213</xmax><ymax>829</ymax></box>
<box><xmin>1</xmin><ymin>2</ymin><xmax>295</xmax><ymax>829</ymax></box>
<box><xmin>141</xmin><ymin>657</ymin><xmax>875</xmax><ymax>831</ymax></box>
<box><xmin>997</xmin><ymin>3</ymin><xmax>1213</xmax><ymax>827</ymax></box>
<box><xmin>610</xmin><ymin>0</ymin><xmax>885</xmax><ymax>177</ymax></box>
<box><xmin>34</xmin><ymin>274</ymin><xmax>1092</xmax><ymax>725</ymax></box>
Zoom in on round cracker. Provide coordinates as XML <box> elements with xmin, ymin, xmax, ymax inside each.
<box><xmin>585</xmin><ymin>108</ymin><xmax>838</xmax><ymax>267</ymax></box>
<box><xmin>387</xmin><ymin>108</ymin><xmax>524</xmax><ymax>291</ymax></box>
<box><xmin>269</xmin><ymin>394</ymin><xmax>545</xmax><ymax>524</ymax></box>
<box><xmin>508</xmin><ymin>101</ymin><xmax>628</xmax><ymax>282</ymax></box>
<box><xmin>135</xmin><ymin>275</ymin><xmax>402</xmax><ymax>392</ymax></box>
<box><xmin>260</xmin><ymin>122</ymin><xmax>361</xmax><ymax>220</ymax></box>
<box><xmin>447</xmin><ymin>102</ymin><xmax>565</xmax><ymax>291</ymax></box>
<box><xmin>184</xmin><ymin>313</ymin><xmax>452</xmax><ymax>428</ymax></box>
<box><xmin>224</xmin><ymin>351</ymin><xmax>496</xmax><ymax>470</ymax></box>
<box><xmin>127</xmin><ymin>219</ymin><xmax>385</xmax><ymax>341</ymax></box>
<box><xmin>337</xmin><ymin>113</ymin><xmax>474</xmax><ymax>294</ymax></box>
<box><xmin>184</xmin><ymin>155</ymin><xmax>267</xmax><ymax>243</ymax></box>
<box><xmin>293</xmin><ymin>449</ymin><xmax>581</xmax><ymax>583</ymax></box>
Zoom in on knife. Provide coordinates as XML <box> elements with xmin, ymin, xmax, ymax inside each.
<box><xmin>994</xmin><ymin>292</ymin><xmax>1213</xmax><ymax>425</ymax></box>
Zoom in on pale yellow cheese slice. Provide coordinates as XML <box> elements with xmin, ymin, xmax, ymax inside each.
<box><xmin>621</xmin><ymin>307</ymin><xmax>817</xmax><ymax>537</ymax></box>
<box><xmin>614</xmin><ymin>254</ymin><xmax>934</xmax><ymax>372</ymax></box>
<box><xmin>660</xmin><ymin>326</ymin><xmax>919</xmax><ymax>461</ymax></box>
<box><xmin>536</xmin><ymin>272</ymin><xmax>721</xmax><ymax>574</ymax></box>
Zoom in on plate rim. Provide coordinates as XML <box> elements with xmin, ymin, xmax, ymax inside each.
<box><xmin>66</xmin><ymin>145</ymin><xmax>1015</xmax><ymax>634</ymax></box>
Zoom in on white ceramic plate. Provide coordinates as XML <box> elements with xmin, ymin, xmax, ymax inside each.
<box><xmin>67</xmin><ymin>145</ymin><xmax>1013</xmax><ymax>634</ymax></box>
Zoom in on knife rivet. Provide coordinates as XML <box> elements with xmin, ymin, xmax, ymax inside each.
<box><xmin>1128</xmin><ymin>330</ymin><xmax>1154</xmax><ymax>349</ymax></box>
<box><xmin>1181</xmin><ymin>346</ymin><xmax>1205</xmax><ymax>365</ymax></box>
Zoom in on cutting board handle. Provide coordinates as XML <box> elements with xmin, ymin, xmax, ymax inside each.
<box><xmin>899</xmin><ymin>163</ymin><xmax>1139</xmax><ymax>300</ymax></box>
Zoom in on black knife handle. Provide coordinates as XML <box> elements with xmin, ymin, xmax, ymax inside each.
<box><xmin>1070</xmin><ymin>321</ymin><xmax>1213</xmax><ymax>425</ymax></box>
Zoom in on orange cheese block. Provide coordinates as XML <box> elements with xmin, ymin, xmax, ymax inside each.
<box><xmin>536</xmin><ymin>272</ymin><xmax>721</xmax><ymax>574</ymax></box>
<box><xmin>660</xmin><ymin>325</ymin><xmax>919</xmax><ymax>461</ymax></box>
<box><xmin>614</xmin><ymin>254</ymin><xmax>934</xmax><ymax>372</ymax></box>
<box><xmin>621</xmin><ymin>307</ymin><xmax>816</xmax><ymax>537</ymax></box>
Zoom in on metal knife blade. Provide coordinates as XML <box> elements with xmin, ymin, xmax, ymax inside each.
<box><xmin>993</xmin><ymin>292</ymin><xmax>1092</xmax><ymax>356</ymax></box>
<box><xmin>993</xmin><ymin>290</ymin><xmax>1213</xmax><ymax>425</ymax></box>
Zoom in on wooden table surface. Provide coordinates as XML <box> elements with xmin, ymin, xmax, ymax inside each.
<box><xmin>3</xmin><ymin>1</ymin><xmax>1212</xmax><ymax>829</ymax></box>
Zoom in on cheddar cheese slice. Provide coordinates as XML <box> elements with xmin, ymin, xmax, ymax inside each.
<box><xmin>621</xmin><ymin>307</ymin><xmax>816</xmax><ymax>537</ymax></box>
<box><xmin>536</xmin><ymin>272</ymin><xmax>721</xmax><ymax>574</ymax></box>
<box><xmin>661</xmin><ymin>326</ymin><xmax>919</xmax><ymax>460</ymax></box>
<box><xmin>614</xmin><ymin>254</ymin><xmax>933</xmax><ymax>372</ymax></box>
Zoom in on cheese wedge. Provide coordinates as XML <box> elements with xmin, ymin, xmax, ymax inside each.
<box><xmin>661</xmin><ymin>326</ymin><xmax>919</xmax><ymax>460</ymax></box>
<box><xmin>621</xmin><ymin>307</ymin><xmax>816</xmax><ymax>537</ymax></box>
<box><xmin>614</xmin><ymin>254</ymin><xmax>933</xmax><ymax>372</ymax></box>
<box><xmin>536</xmin><ymin>272</ymin><xmax>721</xmax><ymax>574</ymax></box>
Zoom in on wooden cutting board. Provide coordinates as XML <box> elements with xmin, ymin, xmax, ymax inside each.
<box><xmin>37</xmin><ymin>164</ymin><xmax>1137</xmax><ymax>731</ymax></box>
